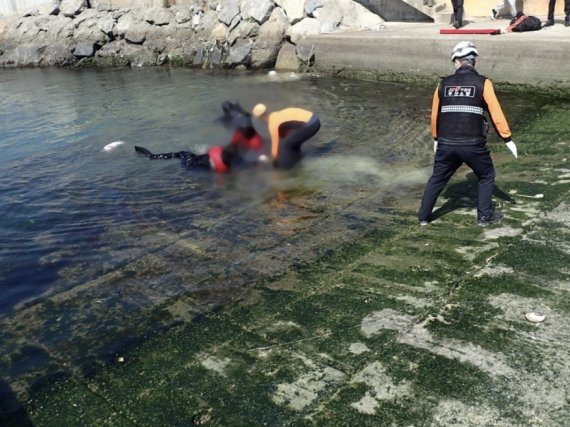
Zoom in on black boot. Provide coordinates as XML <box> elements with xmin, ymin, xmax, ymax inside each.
<box><xmin>544</xmin><ymin>19</ymin><xmax>554</xmax><ymax>26</ymax></box>
<box><xmin>565</xmin><ymin>16</ymin><xmax>569</xmax><ymax>26</ymax></box>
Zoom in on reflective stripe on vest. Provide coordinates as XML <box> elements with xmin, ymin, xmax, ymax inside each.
<box><xmin>437</xmin><ymin>67</ymin><xmax>487</xmax><ymax>145</ymax></box>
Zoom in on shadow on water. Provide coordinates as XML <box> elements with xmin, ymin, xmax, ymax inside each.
<box><xmin>0</xmin><ymin>378</ymin><xmax>34</xmax><ymax>427</ymax></box>
<box><xmin>431</xmin><ymin>172</ymin><xmax>517</xmax><ymax>221</ymax></box>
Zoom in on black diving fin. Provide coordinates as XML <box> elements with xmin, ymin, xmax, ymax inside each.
<box><xmin>134</xmin><ymin>146</ymin><xmax>153</xmax><ymax>157</ymax></box>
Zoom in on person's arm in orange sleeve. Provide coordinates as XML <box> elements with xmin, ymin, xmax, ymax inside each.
<box><xmin>483</xmin><ymin>79</ymin><xmax>512</xmax><ymax>142</ymax></box>
<box><xmin>268</xmin><ymin>115</ymin><xmax>280</xmax><ymax>159</ymax></box>
<box><xmin>431</xmin><ymin>84</ymin><xmax>440</xmax><ymax>152</ymax></box>
<box><xmin>484</xmin><ymin>79</ymin><xmax>517</xmax><ymax>158</ymax></box>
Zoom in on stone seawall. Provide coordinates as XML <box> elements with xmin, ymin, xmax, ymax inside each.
<box><xmin>0</xmin><ymin>0</ymin><xmax>383</xmax><ymax>69</ymax></box>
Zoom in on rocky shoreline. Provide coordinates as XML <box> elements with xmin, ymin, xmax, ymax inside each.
<box><xmin>0</xmin><ymin>0</ymin><xmax>384</xmax><ymax>69</ymax></box>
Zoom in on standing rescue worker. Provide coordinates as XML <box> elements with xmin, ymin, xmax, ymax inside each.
<box><xmin>418</xmin><ymin>41</ymin><xmax>518</xmax><ymax>227</ymax></box>
<box><xmin>451</xmin><ymin>0</ymin><xmax>464</xmax><ymax>28</ymax></box>
<box><xmin>252</xmin><ymin>104</ymin><xmax>320</xmax><ymax>170</ymax></box>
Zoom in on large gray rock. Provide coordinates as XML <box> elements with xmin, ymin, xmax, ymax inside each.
<box><xmin>144</xmin><ymin>8</ymin><xmax>174</xmax><ymax>26</ymax></box>
<box><xmin>116</xmin><ymin>13</ymin><xmax>147</xmax><ymax>37</ymax></box>
<box><xmin>173</xmin><ymin>0</ymin><xmax>208</xmax><ymax>7</ymax></box>
<box><xmin>313</xmin><ymin>0</ymin><xmax>383</xmax><ymax>32</ymax></box>
<box><xmin>45</xmin><ymin>15</ymin><xmax>75</xmax><ymax>40</ymax></box>
<box><xmin>90</xmin><ymin>0</ymin><xmax>167</xmax><ymax>8</ymax></box>
<box><xmin>0</xmin><ymin>43</ymin><xmax>47</xmax><ymax>67</ymax></box>
<box><xmin>285</xmin><ymin>17</ymin><xmax>320</xmax><ymax>44</ymax></box>
<box><xmin>226</xmin><ymin>38</ymin><xmax>251</xmax><ymax>66</ymax></box>
<box><xmin>218</xmin><ymin>0</ymin><xmax>240</xmax><ymax>26</ymax></box>
<box><xmin>250</xmin><ymin>7</ymin><xmax>288</xmax><ymax>68</ymax></box>
<box><xmin>74</xmin><ymin>10</ymin><xmax>109</xmax><ymax>44</ymax></box>
<box><xmin>275</xmin><ymin>42</ymin><xmax>300</xmax><ymax>71</ymax></box>
<box><xmin>274</xmin><ymin>0</ymin><xmax>305</xmax><ymax>24</ymax></box>
<box><xmin>240</xmin><ymin>0</ymin><xmax>273</xmax><ymax>24</ymax></box>
<box><xmin>228</xmin><ymin>19</ymin><xmax>259</xmax><ymax>44</ymax></box>
<box><xmin>210</xmin><ymin>22</ymin><xmax>228</xmax><ymax>41</ymax></box>
<box><xmin>73</xmin><ymin>42</ymin><xmax>97</xmax><ymax>57</ymax></box>
<box><xmin>59</xmin><ymin>0</ymin><xmax>88</xmax><ymax>18</ymax></box>
<box><xmin>208</xmin><ymin>44</ymin><xmax>224</xmax><ymax>66</ymax></box>
<box><xmin>98</xmin><ymin>15</ymin><xmax>115</xmax><ymax>37</ymax></box>
<box><xmin>305</xmin><ymin>0</ymin><xmax>324</xmax><ymax>16</ymax></box>
<box><xmin>338</xmin><ymin>0</ymin><xmax>383</xmax><ymax>30</ymax></box>
<box><xmin>125</xmin><ymin>21</ymin><xmax>151</xmax><ymax>44</ymax></box>
<box><xmin>172</xmin><ymin>6</ymin><xmax>192</xmax><ymax>24</ymax></box>
<box><xmin>192</xmin><ymin>9</ymin><xmax>218</xmax><ymax>37</ymax></box>
<box><xmin>0</xmin><ymin>42</ymin><xmax>75</xmax><ymax>67</ymax></box>
<box><xmin>119</xmin><ymin>43</ymin><xmax>159</xmax><ymax>67</ymax></box>
<box><xmin>41</xmin><ymin>42</ymin><xmax>76</xmax><ymax>66</ymax></box>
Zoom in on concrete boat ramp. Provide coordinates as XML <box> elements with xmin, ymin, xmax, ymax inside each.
<box><xmin>300</xmin><ymin>19</ymin><xmax>570</xmax><ymax>88</ymax></box>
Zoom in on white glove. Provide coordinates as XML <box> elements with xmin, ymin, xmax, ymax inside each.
<box><xmin>506</xmin><ymin>141</ymin><xmax>518</xmax><ymax>158</ymax></box>
<box><xmin>258</xmin><ymin>154</ymin><xmax>270</xmax><ymax>163</ymax></box>
<box><xmin>433</xmin><ymin>140</ymin><xmax>438</xmax><ymax>153</ymax></box>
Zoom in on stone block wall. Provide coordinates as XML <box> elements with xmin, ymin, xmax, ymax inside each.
<box><xmin>0</xmin><ymin>0</ymin><xmax>384</xmax><ymax>69</ymax></box>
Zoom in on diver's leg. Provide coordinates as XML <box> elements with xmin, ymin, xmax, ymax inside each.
<box><xmin>276</xmin><ymin>116</ymin><xmax>321</xmax><ymax>169</ymax></box>
<box><xmin>181</xmin><ymin>153</ymin><xmax>211</xmax><ymax>168</ymax></box>
<box><xmin>134</xmin><ymin>146</ymin><xmax>189</xmax><ymax>160</ymax></box>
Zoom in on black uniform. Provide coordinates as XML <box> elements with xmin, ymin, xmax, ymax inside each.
<box><xmin>418</xmin><ymin>64</ymin><xmax>513</xmax><ymax>223</ymax></box>
<box><xmin>547</xmin><ymin>0</ymin><xmax>570</xmax><ymax>23</ymax></box>
<box><xmin>451</xmin><ymin>0</ymin><xmax>464</xmax><ymax>27</ymax></box>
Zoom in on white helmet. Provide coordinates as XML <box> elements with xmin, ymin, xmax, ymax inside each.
<box><xmin>451</xmin><ymin>41</ymin><xmax>478</xmax><ymax>61</ymax></box>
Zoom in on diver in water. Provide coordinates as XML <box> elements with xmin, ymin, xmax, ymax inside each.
<box><xmin>251</xmin><ymin>103</ymin><xmax>320</xmax><ymax>170</ymax></box>
<box><xmin>135</xmin><ymin>101</ymin><xmax>265</xmax><ymax>173</ymax></box>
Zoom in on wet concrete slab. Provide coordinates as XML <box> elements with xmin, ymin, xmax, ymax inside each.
<box><xmin>300</xmin><ymin>19</ymin><xmax>570</xmax><ymax>88</ymax></box>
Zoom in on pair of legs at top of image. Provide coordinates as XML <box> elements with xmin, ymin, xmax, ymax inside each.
<box><xmin>451</xmin><ymin>0</ymin><xmax>464</xmax><ymax>28</ymax></box>
<box><xmin>544</xmin><ymin>0</ymin><xmax>570</xmax><ymax>26</ymax></box>
<box><xmin>491</xmin><ymin>0</ymin><xmax>517</xmax><ymax>20</ymax></box>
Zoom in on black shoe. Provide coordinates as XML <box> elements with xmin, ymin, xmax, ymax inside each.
<box><xmin>544</xmin><ymin>19</ymin><xmax>554</xmax><ymax>27</ymax></box>
<box><xmin>478</xmin><ymin>211</ymin><xmax>504</xmax><ymax>227</ymax></box>
<box><xmin>565</xmin><ymin>17</ymin><xmax>569</xmax><ymax>26</ymax></box>
<box><xmin>453</xmin><ymin>20</ymin><xmax>463</xmax><ymax>29</ymax></box>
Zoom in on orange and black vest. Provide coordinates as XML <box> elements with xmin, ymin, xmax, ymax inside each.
<box><xmin>437</xmin><ymin>66</ymin><xmax>488</xmax><ymax>145</ymax></box>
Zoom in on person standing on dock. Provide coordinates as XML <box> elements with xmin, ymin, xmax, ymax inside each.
<box><xmin>418</xmin><ymin>42</ymin><xmax>518</xmax><ymax>227</ymax></box>
<box><xmin>544</xmin><ymin>0</ymin><xmax>570</xmax><ymax>26</ymax></box>
<box><xmin>491</xmin><ymin>0</ymin><xmax>517</xmax><ymax>20</ymax></box>
<box><xmin>451</xmin><ymin>0</ymin><xmax>464</xmax><ymax>28</ymax></box>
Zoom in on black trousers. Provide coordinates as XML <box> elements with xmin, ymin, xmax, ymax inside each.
<box><xmin>548</xmin><ymin>0</ymin><xmax>570</xmax><ymax>20</ymax></box>
<box><xmin>451</xmin><ymin>0</ymin><xmax>464</xmax><ymax>22</ymax></box>
<box><xmin>418</xmin><ymin>143</ymin><xmax>496</xmax><ymax>221</ymax></box>
<box><xmin>275</xmin><ymin>114</ymin><xmax>321</xmax><ymax>169</ymax></box>
<box><xmin>150</xmin><ymin>151</ymin><xmax>210</xmax><ymax>168</ymax></box>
